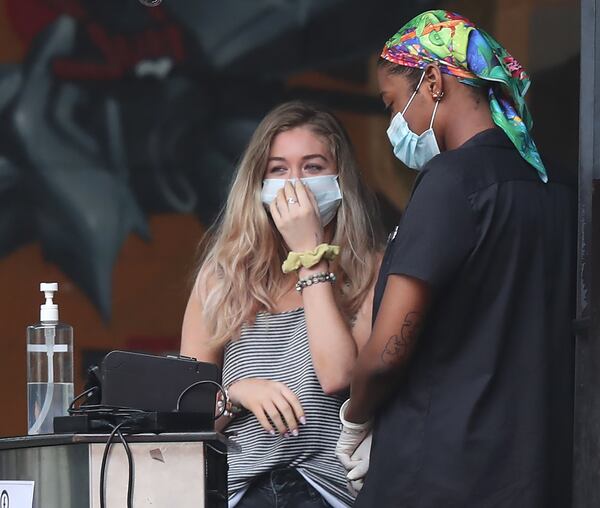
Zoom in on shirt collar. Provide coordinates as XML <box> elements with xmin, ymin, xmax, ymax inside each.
<box><xmin>459</xmin><ymin>127</ymin><xmax>512</xmax><ymax>150</ymax></box>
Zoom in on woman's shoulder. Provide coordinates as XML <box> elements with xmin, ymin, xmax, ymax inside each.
<box><xmin>193</xmin><ymin>269</ymin><xmax>226</xmax><ymax>308</ymax></box>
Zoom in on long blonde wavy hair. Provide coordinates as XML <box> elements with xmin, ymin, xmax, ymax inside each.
<box><xmin>195</xmin><ymin>101</ymin><xmax>383</xmax><ymax>346</ymax></box>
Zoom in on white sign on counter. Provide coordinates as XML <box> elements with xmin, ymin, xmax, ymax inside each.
<box><xmin>0</xmin><ymin>481</ymin><xmax>34</xmax><ymax>508</ymax></box>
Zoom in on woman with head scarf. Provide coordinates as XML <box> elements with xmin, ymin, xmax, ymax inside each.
<box><xmin>335</xmin><ymin>10</ymin><xmax>575</xmax><ymax>507</ymax></box>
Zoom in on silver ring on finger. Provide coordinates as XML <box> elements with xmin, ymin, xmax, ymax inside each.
<box><xmin>287</xmin><ymin>197</ymin><xmax>297</xmax><ymax>205</ymax></box>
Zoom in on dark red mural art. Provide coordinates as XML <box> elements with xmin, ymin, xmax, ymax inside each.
<box><xmin>0</xmin><ymin>0</ymin><xmax>426</xmax><ymax>318</ymax></box>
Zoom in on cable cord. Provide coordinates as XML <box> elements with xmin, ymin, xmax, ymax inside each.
<box><xmin>175</xmin><ymin>380</ymin><xmax>226</xmax><ymax>418</ymax></box>
<box><xmin>69</xmin><ymin>389</ymin><xmax>146</xmax><ymax>420</ymax></box>
<box><xmin>68</xmin><ymin>386</ymin><xmax>99</xmax><ymax>414</ymax></box>
<box><xmin>100</xmin><ymin>422</ymin><xmax>134</xmax><ymax>508</ymax></box>
<box><xmin>69</xmin><ymin>386</ymin><xmax>147</xmax><ymax>417</ymax></box>
<box><xmin>116</xmin><ymin>427</ymin><xmax>134</xmax><ymax>507</ymax></box>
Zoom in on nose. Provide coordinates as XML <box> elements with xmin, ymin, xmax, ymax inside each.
<box><xmin>287</xmin><ymin>167</ymin><xmax>303</xmax><ymax>180</ymax></box>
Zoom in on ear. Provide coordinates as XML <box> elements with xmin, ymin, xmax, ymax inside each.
<box><xmin>424</xmin><ymin>64</ymin><xmax>444</xmax><ymax>101</ymax></box>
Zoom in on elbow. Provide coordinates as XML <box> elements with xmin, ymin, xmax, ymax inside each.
<box><xmin>318</xmin><ymin>370</ymin><xmax>352</xmax><ymax>396</ymax></box>
<box><xmin>321</xmin><ymin>382</ymin><xmax>349</xmax><ymax>396</ymax></box>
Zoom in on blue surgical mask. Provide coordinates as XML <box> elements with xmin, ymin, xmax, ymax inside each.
<box><xmin>386</xmin><ymin>71</ymin><xmax>441</xmax><ymax>170</ymax></box>
<box><xmin>261</xmin><ymin>175</ymin><xmax>342</xmax><ymax>226</ymax></box>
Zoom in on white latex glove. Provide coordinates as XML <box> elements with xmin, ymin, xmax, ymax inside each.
<box><xmin>348</xmin><ymin>477</ymin><xmax>363</xmax><ymax>497</ymax></box>
<box><xmin>335</xmin><ymin>399</ymin><xmax>372</xmax><ymax>471</ymax></box>
<box><xmin>346</xmin><ymin>431</ymin><xmax>372</xmax><ymax>495</ymax></box>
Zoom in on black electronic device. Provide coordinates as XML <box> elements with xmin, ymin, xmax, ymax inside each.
<box><xmin>100</xmin><ymin>350</ymin><xmax>221</xmax><ymax>413</ymax></box>
<box><xmin>54</xmin><ymin>351</ymin><xmax>221</xmax><ymax>434</ymax></box>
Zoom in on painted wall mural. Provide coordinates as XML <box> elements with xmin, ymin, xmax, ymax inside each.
<box><xmin>0</xmin><ymin>0</ymin><xmax>431</xmax><ymax>318</ymax></box>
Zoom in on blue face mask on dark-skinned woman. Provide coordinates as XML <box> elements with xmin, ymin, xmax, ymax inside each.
<box><xmin>386</xmin><ymin>71</ymin><xmax>441</xmax><ymax>170</ymax></box>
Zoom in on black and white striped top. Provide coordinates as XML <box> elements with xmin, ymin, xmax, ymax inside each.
<box><xmin>223</xmin><ymin>308</ymin><xmax>354</xmax><ymax>507</ymax></box>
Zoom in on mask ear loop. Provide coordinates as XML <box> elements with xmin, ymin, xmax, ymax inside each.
<box><xmin>429</xmin><ymin>99</ymin><xmax>440</xmax><ymax>130</ymax></box>
<box><xmin>401</xmin><ymin>70</ymin><xmax>427</xmax><ymax>116</ymax></box>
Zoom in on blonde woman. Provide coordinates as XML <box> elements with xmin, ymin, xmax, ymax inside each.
<box><xmin>181</xmin><ymin>101</ymin><xmax>382</xmax><ymax>507</ymax></box>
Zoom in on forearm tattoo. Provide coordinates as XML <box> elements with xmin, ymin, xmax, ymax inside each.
<box><xmin>380</xmin><ymin>311</ymin><xmax>423</xmax><ymax>366</ymax></box>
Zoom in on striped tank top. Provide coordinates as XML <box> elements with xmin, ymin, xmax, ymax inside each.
<box><xmin>222</xmin><ymin>308</ymin><xmax>354</xmax><ymax>507</ymax></box>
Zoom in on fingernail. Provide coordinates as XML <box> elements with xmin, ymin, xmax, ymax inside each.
<box><xmin>292</xmin><ymin>429</ymin><xmax>299</xmax><ymax>437</ymax></box>
<box><xmin>300</xmin><ymin>416</ymin><xmax>307</xmax><ymax>425</ymax></box>
<box><xmin>284</xmin><ymin>432</ymin><xmax>291</xmax><ymax>438</ymax></box>
<box><xmin>269</xmin><ymin>430</ymin><xmax>276</xmax><ymax>436</ymax></box>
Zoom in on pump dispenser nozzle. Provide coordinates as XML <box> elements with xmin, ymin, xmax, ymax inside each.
<box><xmin>40</xmin><ymin>282</ymin><xmax>59</xmax><ymax>322</ymax></box>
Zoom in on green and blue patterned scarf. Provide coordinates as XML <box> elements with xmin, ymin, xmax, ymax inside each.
<box><xmin>381</xmin><ymin>10</ymin><xmax>547</xmax><ymax>182</ymax></box>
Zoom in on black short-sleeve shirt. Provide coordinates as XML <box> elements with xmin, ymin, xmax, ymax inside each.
<box><xmin>356</xmin><ymin>129</ymin><xmax>576</xmax><ymax>508</ymax></box>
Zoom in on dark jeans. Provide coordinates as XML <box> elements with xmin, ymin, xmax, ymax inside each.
<box><xmin>236</xmin><ymin>468</ymin><xmax>331</xmax><ymax>508</ymax></box>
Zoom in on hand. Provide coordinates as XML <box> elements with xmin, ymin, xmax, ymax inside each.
<box><xmin>269</xmin><ymin>180</ymin><xmax>323</xmax><ymax>252</ymax></box>
<box><xmin>335</xmin><ymin>399</ymin><xmax>372</xmax><ymax>470</ymax></box>
<box><xmin>227</xmin><ymin>378</ymin><xmax>306</xmax><ymax>436</ymax></box>
<box><xmin>346</xmin><ymin>431</ymin><xmax>372</xmax><ymax>495</ymax></box>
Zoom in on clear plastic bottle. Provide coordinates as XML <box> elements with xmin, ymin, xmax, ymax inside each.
<box><xmin>27</xmin><ymin>283</ymin><xmax>74</xmax><ymax>435</ymax></box>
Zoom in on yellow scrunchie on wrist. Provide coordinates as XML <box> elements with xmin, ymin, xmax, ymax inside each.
<box><xmin>282</xmin><ymin>243</ymin><xmax>340</xmax><ymax>274</ymax></box>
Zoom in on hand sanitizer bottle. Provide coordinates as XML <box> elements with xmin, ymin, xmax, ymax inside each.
<box><xmin>27</xmin><ymin>283</ymin><xmax>74</xmax><ymax>435</ymax></box>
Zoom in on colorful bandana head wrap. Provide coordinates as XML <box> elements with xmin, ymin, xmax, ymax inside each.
<box><xmin>381</xmin><ymin>10</ymin><xmax>547</xmax><ymax>182</ymax></box>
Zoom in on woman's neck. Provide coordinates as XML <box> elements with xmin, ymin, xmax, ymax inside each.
<box><xmin>441</xmin><ymin>102</ymin><xmax>495</xmax><ymax>151</ymax></box>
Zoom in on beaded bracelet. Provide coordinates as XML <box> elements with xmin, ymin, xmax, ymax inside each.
<box><xmin>295</xmin><ymin>272</ymin><xmax>336</xmax><ymax>293</ymax></box>
<box><xmin>216</xmin><ymin>384</ymin><xmax>244</xmax><ymax>418</ymax></box>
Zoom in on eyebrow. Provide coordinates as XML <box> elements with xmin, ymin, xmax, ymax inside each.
<box><xmin>268</xmin><ymin>154</ymin><xmax>328</xmax><ymax>162</ymax></box>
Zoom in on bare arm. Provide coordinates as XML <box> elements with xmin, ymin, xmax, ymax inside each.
<box><xmin>345</xmin><ymin>274</ymin><xmax>430</xmax><ymax>423</ymax></box>
<box><xmin>300</xmin><ymin>258</ymin><xmax>377</xmax><ymax>394</ymax></box>
<box><xmin>181</xmin><ymin>286</ymin><xmax>223</xmax><ymax>365</ymax></box>
<box><xmin>180</xmin><ymin>286</ymin><xmax>232</xmax><ymax>432</ymax></box>
<box><xmin>270</xmin><ymin>179</ymin><xmax>379</xmax><ymax>394</ymax></box>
